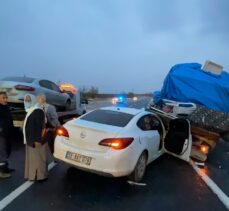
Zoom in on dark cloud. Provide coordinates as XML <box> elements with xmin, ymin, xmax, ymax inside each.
<box><xmin>0</xmin><ymin>0</ymin><xmax>228</xmax><ymax>93</ymax></box>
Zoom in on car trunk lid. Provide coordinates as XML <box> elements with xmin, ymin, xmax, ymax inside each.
<box><xmin>65</xmin><ymin>119</ymin><xmax>123</xmax><ymax>152</ymax></box>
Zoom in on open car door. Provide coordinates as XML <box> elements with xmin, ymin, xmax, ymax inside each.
<box><xmin>163</xmin><ymin>118</ymin><xmax>192</xmax><ymax>162</ymax></box>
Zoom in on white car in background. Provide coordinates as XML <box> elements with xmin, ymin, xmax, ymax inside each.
<box><xmin>54</xmin><ymin>107</ymin><xmax>192</xmax><ymax>182</ymax></box>
<box><xmin>0</xmin><ymin>76</ymin><xmax>73</xmax><ymax>110</ymax></box>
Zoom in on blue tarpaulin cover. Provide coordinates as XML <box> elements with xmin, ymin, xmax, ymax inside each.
<box><xmin>160</xmin><ymin>63</ymin><xmax>229</xmax><ymax>112</ymax></box>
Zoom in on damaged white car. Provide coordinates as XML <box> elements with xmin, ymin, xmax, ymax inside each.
<box><xmin>54</xmin><ymin>107</ymin><xmax>192</xmax><ymax>182</ymax></box>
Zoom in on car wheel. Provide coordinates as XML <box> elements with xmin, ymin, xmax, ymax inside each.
<box><xmin>65</xmin><ymin>100</ymin><xmax>71</xmax><ymax>111</ymax></box>
<box><xmin>128</xmin><ymin>151</ymin><xmax>147</xmax><ymax>183</ymax></box>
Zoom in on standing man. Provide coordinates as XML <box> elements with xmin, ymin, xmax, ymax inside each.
<box><xmin>36</xmin><ymin>94</ymin><xmax>60</xmax><ymax>129</ymax></box>
<box><xmin>36</xmin><ymin>94</ymin><xmax>60</xmax><ymax>153</ymax></box>
<box><xmin>0</xmin><ymin>92</ymin><xmax>14</xmax><ymax>179</ymax></box>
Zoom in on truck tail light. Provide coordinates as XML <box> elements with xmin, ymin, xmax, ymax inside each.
<box><xmin>200</xmin><ymin>145</ymin><xmax>209</xmax><ymax>154</ymax></box>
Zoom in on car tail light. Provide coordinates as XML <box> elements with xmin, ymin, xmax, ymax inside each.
<box><xmin>56</xmin><ymin>127</ymin><xmax>69</xmax><ymax>138</ymax></box>
<box><xmin>99</xmin><ymin>138</ymin><xmax>134</xmax><ymax>150</ymax></box>
<box><xmin>15</xmin><ymin>85</ymin><xmax>35</xmax><ymax>91</ymax></box>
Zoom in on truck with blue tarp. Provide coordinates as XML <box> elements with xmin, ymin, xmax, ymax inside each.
<box><xmin>147</xmin><ymin>61</ymin><xmax>229</xmax><ymax>162</ymax></box>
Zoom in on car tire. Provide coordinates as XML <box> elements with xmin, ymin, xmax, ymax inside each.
<box><xmin>65</xmin><ymin>100</ymin><xmax>71</xmax><ymax>111</ymax></box>
<box><xmin>128</xmin><ymin>151</ymin><xmax>147</xmax><ymax>183</ymax></box>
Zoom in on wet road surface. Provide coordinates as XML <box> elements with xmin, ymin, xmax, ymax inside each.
<box><xmin>1</xmin><ymin>97</ymin><xmax>228</xmax><ymax>211</ymax></box>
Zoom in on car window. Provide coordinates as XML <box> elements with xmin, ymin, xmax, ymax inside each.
<box><xmin>80</xmin><ymin>109</ymin><xmax>134</xmax><ymax>127</ymax></box>
<box><xmin>137</xmin><ymin>115</ymin><xmax>161</xmax><ymax>131</ymax></box>
<box><xmin>1</xmin><ymin>77</ymin><xmax>35</xmax><ymax>83</ymax></box>
<box><xmin>50</xmin><ymin>82</ymin><xmax>61</xmax><ymax>92</ymax></box>
<box><xmin>39</xmin><ymin>80</ymin><xmax>53</xmax><ymax>90</ymax></box>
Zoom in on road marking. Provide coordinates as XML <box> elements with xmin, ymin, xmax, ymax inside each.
<box><xmin>1</xmin><ymin>160</ymin><xmax>228</xmax><ymax>210</ymax></box>
<box><xmin>0</xmin><ymin>161</ymin><xmax>57</xmax><ymax>211</ymax></box>
<box><xmin>190</xmin><ymin>160</ymin><xmax>229</xmax><ymax>210</ymax></box>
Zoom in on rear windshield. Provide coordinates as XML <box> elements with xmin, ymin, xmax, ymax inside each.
<box><xmin>80</xmin><ymin>109</ymin><xmax>134</xmax><ymax>127</ymax></box>
<box><xmin>1</xmin><ymin>77</ymin><xmax>34</xmax><ymax>83</ymax></box>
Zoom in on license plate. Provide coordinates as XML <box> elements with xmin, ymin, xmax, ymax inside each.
<box><xmin>65</xmin><ymin>151</ymin><xmax>92</xmax><ymax>166</ymax></box>
<box><xmin>13</xmin><ymin>120</ymin><xmax>24</xmax><ymax>128</ymax></box>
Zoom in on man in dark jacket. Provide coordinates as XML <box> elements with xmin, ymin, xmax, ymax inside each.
<box><xmin>0</xmin><ymin>92</ymin><xmax>14</xmax><ymax>179</ymax></box>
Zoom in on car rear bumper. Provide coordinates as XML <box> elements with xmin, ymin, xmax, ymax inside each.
<box><xmin>55</xmin><ymin>158</ymin><xmax>114</xmax><ymax>177</ymax></box>
<box><xmin>7</xmin><ymin>91</ymin><xmax>29</xmax><ymax>109</ymax></box>
<box><xmin>54</xmin><ymin>136</ymin><xmax>137</xmax><ymax>177</ymax></box>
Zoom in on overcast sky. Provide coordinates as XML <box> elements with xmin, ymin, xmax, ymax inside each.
<box><xmin>0</xmin><ymin>0</ymin><xmax>228</xmax><ymax>93</ymax></box>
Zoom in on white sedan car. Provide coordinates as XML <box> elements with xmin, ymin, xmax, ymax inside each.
<box><xmin>54</xmin><ymin>107</ymin><xmax>192</xmax><ymax>182</ymax></box>
<box><xmin>0</xmin><ymin>76</ymin><xmax>73</xmax><ymax>110</ymax></box>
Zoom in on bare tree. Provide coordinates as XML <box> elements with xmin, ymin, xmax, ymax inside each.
<box><xmin>80</xmin><ymin>86</ymin><xmax>99</xmax><ymax>99</ymax></box>
<box><xmin>127</xmin><ymin>92</ymin><xmax>134</xmax><ymax>98</ymax></box>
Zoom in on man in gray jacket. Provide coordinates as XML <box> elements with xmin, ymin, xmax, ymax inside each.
<box><xmin>37</xmin><ymin>94</ymin><xmax>60</xmax><ymax>128</ymax></box>
<box><xmin>36</xmin><ymin>94</ymin><xmax>60</xmax><ymax>153</ymax></box>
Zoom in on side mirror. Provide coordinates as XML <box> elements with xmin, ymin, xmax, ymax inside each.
<box><xmin>59</xmin><ymin>88</ymin><xmax>64</xmax><ymax>93</ymax></box>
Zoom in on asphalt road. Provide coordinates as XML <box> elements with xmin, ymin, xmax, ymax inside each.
<box><xmin>0</xmin><ymin>97</ymin><xmax>228</xmax><ymax>211</ymax></box>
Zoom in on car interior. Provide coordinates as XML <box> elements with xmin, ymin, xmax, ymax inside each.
<box><xmin>164</xmin><ymin>118</ymin><xmax>190</xmax><ymax>155</ymax></box>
